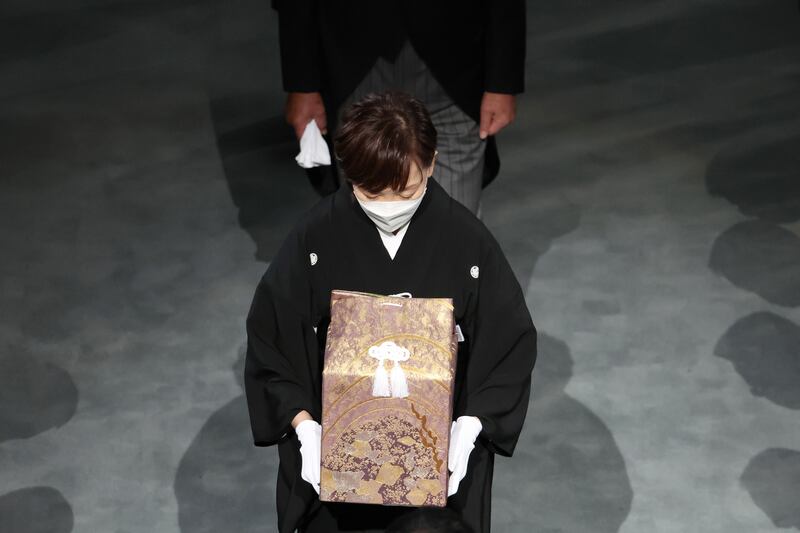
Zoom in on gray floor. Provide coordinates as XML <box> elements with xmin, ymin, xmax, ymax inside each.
<box><xmin>1</xmin><ymin>1</ymin><xmax>799</xmax><ymax>532</ymax></box>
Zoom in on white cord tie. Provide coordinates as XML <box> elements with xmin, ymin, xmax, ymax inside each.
<box><xmin>368</xmin><ymin>341</ymin><xmax>411</xmax><ymax>398</ymax></box>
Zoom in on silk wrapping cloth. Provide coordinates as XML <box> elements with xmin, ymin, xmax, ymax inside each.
<box><xmin>320</xmin><ymin>290</ymin><xmax>458</xmax><ymax>507</ymax></box>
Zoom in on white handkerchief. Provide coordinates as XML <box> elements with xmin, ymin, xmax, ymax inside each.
<box><xmin>295</xmin><ymin>119</ymin><xmax>331</xmax><ymax>168</ymax></box>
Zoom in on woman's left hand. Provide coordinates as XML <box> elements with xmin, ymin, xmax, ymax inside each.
<box><xmin>447</xmin><ymin>416</ymin><xmax>483</xmax><ymax>496</ymax></box>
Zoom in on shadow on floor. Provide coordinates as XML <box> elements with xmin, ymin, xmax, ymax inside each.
<box><xmin>709</xmin><ymin>221</ymin><xmax>800</xmax><ymax>308</ymax></box>
<box><xmin>741</xmin><ymin>447</ymin><xmax>800</xmax><ymax>529</ymax></box>
<box><xmin>0</xmin><ymin>352</ymin><xmax>78</xmax><ymax>443</ymax></box>
<box><xmin>706</xmin><ymin>133</ymin><xmax>800</xmax><ymax>225</ymax></box>
<box><xmin>174</xmin><ymin>347</ymin><xmax>280</xmax><ymax>533</ymax></box>
<box><xmin>208</xmin><ymin>92</ymin><xmax>322</xmax><ymax>264</ymax></box>
<box><xmin>714</xmin><ymin>311</ymin><xmax>800</xmax><ymax>410</ymax></box>
<box><xmin>483</xmin><ymin>176</ymin><xmax>582</xmax><ymax>291</ymax></box>
<box><xmin>0</xmin><ymin>486</ymin><xmax>73</xmax><ymax>533</ymax></box>
<box><xmin>492</xmin><ymin>333</ymin><xmax>632</xmax><ymax>533</ymax></box>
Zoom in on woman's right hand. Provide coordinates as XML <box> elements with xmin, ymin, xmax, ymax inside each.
<box><xmin>294</xmin><ymin>418</ymin><xmax>322</xmax><ymax>495</ymax></box>
<box><xmin>285</xmin><ymin>92</ymin><xmax>328</xmax><ymax>140</ymax></box>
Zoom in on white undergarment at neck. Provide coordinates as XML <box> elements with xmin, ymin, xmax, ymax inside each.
<box><xmin>376</xmin><ymin>221</ymin><xmax>410</xmax><ymax>260</ymax></box>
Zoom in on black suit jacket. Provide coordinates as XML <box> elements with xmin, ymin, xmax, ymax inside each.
<box><xmin>272</xmin><ymin>0</ymin><xmax>526</xmax><ymax>194</ymax></box>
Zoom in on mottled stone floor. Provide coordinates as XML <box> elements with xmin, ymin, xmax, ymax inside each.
<box><xmin>1</xmin><ymin>1</ymin><xmax>798</xmax><ymax>532</ymax></box>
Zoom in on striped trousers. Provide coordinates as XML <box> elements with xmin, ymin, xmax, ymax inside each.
<box><xmin>334</xmin><ymin>40</ymin><xmax>486</xmax><ymax>215</ymax></box>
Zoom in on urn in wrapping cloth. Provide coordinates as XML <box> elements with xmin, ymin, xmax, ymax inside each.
<box><xmin>320</xmin><ymin>290</ymin><xmax>458</xmax><ymax>507</ymax></box>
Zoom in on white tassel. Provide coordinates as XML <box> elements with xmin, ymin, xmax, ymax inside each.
<box><xmin>390</xmin><ymin>360</ymin><xmax>409</xmax><ymax>398</ymax></box>
<box><xmin>372</xmin><ymin>359</ymin><xmax>391</xmax><ymax>397</ymax></box>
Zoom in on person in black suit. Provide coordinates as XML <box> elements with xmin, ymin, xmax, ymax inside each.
<box><xmin>273</xmin><ymin>0</ymin><xmax>526</xmax><ymax>214</ymax></box>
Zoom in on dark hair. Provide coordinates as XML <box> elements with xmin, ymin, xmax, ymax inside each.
<box><xmin>333</xmin><ymin>91</ymin><xmax>437</xmax><ymax>195</ymax></box>
<box><xmin>386</xmin><ymin>508</ymin><xmax>474</xmax><ymax>533</ymax></box>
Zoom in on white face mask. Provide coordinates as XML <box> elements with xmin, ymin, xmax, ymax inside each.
<box><xmin>355</xmin><ymin>187</ymin><xmax>427</xmax><ymax>234</ymax></box>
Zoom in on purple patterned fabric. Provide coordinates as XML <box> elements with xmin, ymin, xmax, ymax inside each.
<box><xmin>320</xmin><ymin>290</ymin><xmax>458</xmax><ymax>507</ymax></box>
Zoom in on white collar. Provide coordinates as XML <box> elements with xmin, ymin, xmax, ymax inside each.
<box><xmin>376</xmin><ymin>221</ymin><xmax>410</xmax><ymax>260</ymax></box>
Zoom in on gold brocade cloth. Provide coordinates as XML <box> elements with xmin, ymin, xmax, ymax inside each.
<box><xmin>320</xmin><ymin>290</ymin><xmax>458</xmax><ymax>507</ymax></box>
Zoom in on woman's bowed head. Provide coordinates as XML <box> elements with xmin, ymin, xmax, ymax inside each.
<box><xmin>334</xmin><ymin>91</ymin><xmax>438</xmax><ymax>207</ymax></box>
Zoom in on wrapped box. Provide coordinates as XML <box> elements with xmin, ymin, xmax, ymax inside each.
<box><xmin>320</xmin><ymin>290</ymin><xmax>458</xmax><ymax>507</ymax></box>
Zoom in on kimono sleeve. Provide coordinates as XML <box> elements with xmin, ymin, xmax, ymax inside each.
<box><xmin>244</xmin><ymin>225</ymin><xmax>319</xmax><ymax>446</ymax></box>
<box><xmin>464</xmin><ymin>234</ymin><xmax>537</xmax><ymax>457</ymax></box>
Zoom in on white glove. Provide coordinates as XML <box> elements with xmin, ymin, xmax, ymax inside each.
<box><xmin>295</xmin><ymin>119</ymin><xmax>331</xmax><ymax>168</ymax></box>
<box><xmin>295</xmin><ymin>419</ymin><xmax>322</xmax><ymax>494</ymax></box>
<box><xmin>447</xmin><ymin>416</ymin><xmax>482</xmax><ymax>496</ymax></box>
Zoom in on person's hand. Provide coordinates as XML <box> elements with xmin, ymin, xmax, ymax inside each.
<box><xmin>447</xmin><ymin>416</ymin><xmax>483</xmax><ymax>496</ymax></box>
<box><xmin>479</xmin><ymin>92</ymin><xmax>516</xmax><ymax>139</ymax></box>
<box><xmin>285</xmin><ymin>92</ymin><xmax>327</xmax><ymax>140</ymax></box>
<box><xmin>295</xmin><ymin>419</ymin><xmax>322</xmax><ymax>494</ymax></box>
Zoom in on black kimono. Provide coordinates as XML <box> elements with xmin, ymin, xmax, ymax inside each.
<box><xmin>244</xmin><ymin>178</ymin><xmax>537</xmax><ymax>532</ymax></box>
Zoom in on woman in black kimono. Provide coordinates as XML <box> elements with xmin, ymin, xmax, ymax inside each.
<box><xmin>244</xmin><ymin>91</ymin><xmax>537</xmax><ymax>533</ymax></box>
